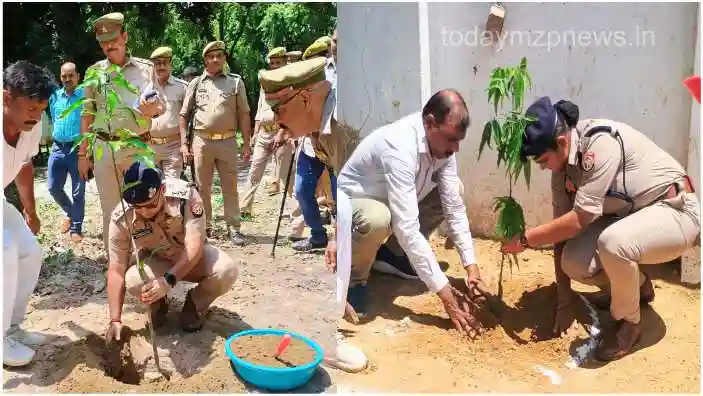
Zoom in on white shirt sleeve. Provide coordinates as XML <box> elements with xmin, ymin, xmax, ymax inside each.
<box><xmin>436</xmin><ymin>157</ymin><xmax>477</xmax><ymax>266</ymax></box>
<box><xmin>380</xmin><ymin>145</ymin><xmax>449</xmax><ymax>293</ymax></box>
<box><xmin>335</xmin><ymin>189</ymin><xmax>353</xmax><ymax>318</ymax></box>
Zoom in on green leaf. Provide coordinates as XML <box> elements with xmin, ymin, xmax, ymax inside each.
<box><xmin>478</xmin><ymin>121</ymin><xmax>493</xmax><ymax>159</ymax></box>
<box><xmin>523</xmin><ymin>157</ymin><xmax>531</xmax><ymax>189</ymax></box>
<box><xmin>59</xmin><ymin>98</ymin><xmax>92</xmax><ymax>119</ymax></box>
<box><xmin>107</xmin><ymin>90</ymin><xmax>119</xmax><ymax>116</ymax></box>
<box><xmin>95</xmin><ymin>144</ymin><xmax>104</xmax><ymax>161</ymax></box>
<box><xmin>112</xmin><ymin>74</ymin><xmax>139</xmax><ymax>95</ymax></box>
<box><xmin>136</xmin><ymin>118</ymin><xmax>147</xmax><ymax>128</ymax></box>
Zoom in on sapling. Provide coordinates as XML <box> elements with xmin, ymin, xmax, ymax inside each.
<box><xmin>61</xmin><ymin>64</ymin><xmax>168</xmax><ymax>378</ymax></box>
<box><xmin>478</xmin><ymin>57</ymin><xmax>535</xmax><ymax>297</ymax></box>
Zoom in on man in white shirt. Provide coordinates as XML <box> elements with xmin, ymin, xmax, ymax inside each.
<box><xmin>3</xmin><ymin>60</ymin><xmax>59</xmax><ymax>366</ymax></box>
<box><xmin>337</xmin><ymin>89</ymin><xmax>490</xmax><ymax>336</ymax></box>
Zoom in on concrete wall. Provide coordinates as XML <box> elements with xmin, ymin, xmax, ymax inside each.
<box><xmin>338</xmin><ymin>2</ymin><xmax>700</xmax><ymax>237</ymax></box>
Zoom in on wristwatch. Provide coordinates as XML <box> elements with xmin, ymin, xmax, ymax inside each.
<box><xmin>164</xmin><ymin>272</ymin><xmax>177</xmax><ymax>287</ymax></box>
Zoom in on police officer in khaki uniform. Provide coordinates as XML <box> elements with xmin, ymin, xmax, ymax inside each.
<box><xmin>286</xmin><ymin>50</ymin><xmax>303</xmax><ymax>63</ymax></box>
<box><xmin>240</xmin><ymin>47</ymin><xmax>294</xmax><ymax>216</ymax></box>
<box><xmin>104</xmin><ymin>161</ymin><xmax>239</xmax><ymax>341</ymax></box>
<box><xmin>179</xmin><ymin>41</ymin><xmax>252</xmax><ymax>246</ymax></box>
<box><xmin>149</xmin><ymin>46</ymin><xmax>188</xmax><ymax>178</ymax></box>
<box><xmin>502</xmin><ymin>97</ymin><xmax>701</xmax><ymax>361</ymax></box>
<box><xmin>259</xmin><ymin>58</ymin><xmax>368</xmax><ymax>372</ymax></box>
<box><xmin>79</xmin><ymin>12</ymin><xmax>165</xmax><ymax>257</ymax></box>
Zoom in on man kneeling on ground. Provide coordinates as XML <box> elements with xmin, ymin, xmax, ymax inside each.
<box><xmin>105</xmin><ymin>161</ymin><xmax>239</xmax><ymax>341</ymax></box>
<box><xmin>338</xmin><ymin>89</ymin><xmax>491</xmax><ymax>337</ymax></box>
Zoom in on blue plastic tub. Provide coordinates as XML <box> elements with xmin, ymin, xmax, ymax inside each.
<box><xmin>225</xmin><ymin>328</ymin><xmax>324</xmax><ymax>392</ymax></box>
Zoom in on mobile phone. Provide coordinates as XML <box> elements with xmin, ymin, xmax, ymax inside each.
<box><xmin>144</xmin><ymin>91</ymin><xmax>158</xmax><ymax>101</ymax></box>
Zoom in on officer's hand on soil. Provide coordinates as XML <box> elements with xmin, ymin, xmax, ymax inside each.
<box><xmin>140</xmin><ymin>277</ymin><xmax>171</xmax><ymax>305</ymax></box>
<box><xmin>23</xmin><ymin>210</ymin><xmax>41</xmax><ymax>235</ymax></box>
<box><xmin>438</xmin><ymin>284</ymin><xmax>482</xmax><ymax>339</ymax></box>
<box><xmin>553</xmin><ymin>285</ymin><xmax>579</xmax><ymax>337</ymax></box>
<box><xmin>181</xmin><ymin>144</ymin><xmax>193</xmax><ymax>164</ymax></box>
<box><xmin>324</xmin><ymin>240</ymin><xmax>337</xmax><ymax>272</ymax></box>
<box><xmin>105</xmin><ymin>321</ymin><xmax>123</xmax><ymax>344</ymax></box>
<box><xmin>78</xmin><ymin>157</ymin><xmax>92</xmax><ymax>181</ymax></box>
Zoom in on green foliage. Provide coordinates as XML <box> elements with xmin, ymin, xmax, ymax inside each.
<box><xmin>479</xmin><ymin>57</ymin><xmax>535</xmax><ymax>279</ymax></box>
<box><xmin>479</xmin><ymin>57</ymin><xmax>535</xmax><ymax>190</ymax></box>
<box><xmin>4</xmin><ymin>3</ymin><xmax>336</xmax><ymax>115</ymax></box>
<box><xmin>59</xmin><ymin>63</ymin><xmax>156</xmax><ymax>271</ymax></box>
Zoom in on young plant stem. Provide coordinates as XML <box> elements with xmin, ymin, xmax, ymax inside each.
<box><xmin>101</xmin><ymin>77</ymin><xmax>163</xmax><ymax>377</ymax></box>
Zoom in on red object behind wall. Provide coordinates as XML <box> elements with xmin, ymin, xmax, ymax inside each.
<box><xmin>683</xmin><ymin>75</ymin><xmax>701</xmax><ymax>103</ymax></box>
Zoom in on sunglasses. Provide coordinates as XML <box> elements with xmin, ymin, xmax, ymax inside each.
<box><xmin>270</xmin><ymin>82</ymin><xmax>328</xmax><ymax>113</ymax></box>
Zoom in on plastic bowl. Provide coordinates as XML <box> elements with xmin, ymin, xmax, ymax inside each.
<box><xmin>224</xmin><ymin>328</ymin><xmax>324</xmax><ymax>392</ymax></box>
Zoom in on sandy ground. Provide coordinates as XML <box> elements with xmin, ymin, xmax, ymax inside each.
<box><xmin>332</xmin><ymin>239</ymin><xmax>701</xmax><ymax>393</ymax></box>
<box><xmin>2</xmin><ymin>158</ymin><xmax>701</xmax><ymax>393</ymax></box>
<box><xmin>3</xmin><ymin>158</ymin><xmax>339</xmax><ymax>393</ymax></box>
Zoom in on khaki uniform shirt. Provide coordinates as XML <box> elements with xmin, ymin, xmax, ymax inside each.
<box><xmin>551</xmin><ymin>118</ymin><xmax>688</xmax><ymax>221</ymax></box>
<box><xmin>180</xmin><ymin>71</ymin><xmax>250</xmax><ymax>133</ymax></box>
<box><xmin>150</xmin><ymin>75</ymin><xmax>187</xmax><ymax>138</ymax></box>
<box><xmin>83</xmin><ymin>56</ymin><xmax>158</xmax><ymax>136</ymax></box>
<box><xmin>254</xmin><ymin>87</ymin><xmax>278</xmax><ymax>133</ymax></box>
<box><xmin>108</xmin><ymin>178</ymin><xmax>206</xmax><ymax>267</ymax></box>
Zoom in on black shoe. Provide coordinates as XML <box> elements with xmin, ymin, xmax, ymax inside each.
<box><xmin>347</xmin><ymin>284</ymin><xmax>368</xmax><ymax>318</ymax></box>
<box><xmin>292</xmin><ymin>237</ymin><xmax>328</xmax><ymax>252</ymax></box>
<box><xmin>228</xmin><ymin>228</ymin><xmax>247</xmax><ymax>246</ymax></box>
<box><xmin>371</xmin><ymin>245</ymin><xmax>419</xmax><ymax>280</ymax></box>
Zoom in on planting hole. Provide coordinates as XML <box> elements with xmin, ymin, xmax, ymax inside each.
<box><xmin>83</xmin><ymin>327</ymin><xmax>148</xmax><ymax>385</ymax></box>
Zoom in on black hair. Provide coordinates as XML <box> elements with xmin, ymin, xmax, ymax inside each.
<box><xmin>3</xmin><ymin>60</ymin><xmax>58</xmax><ymax>101</ymax></box>
<box><xmin>553</xmin><ymin>99</ymin><xmax>579</xmax><ymax>135</ymax></box>
<box><xmin>422</xmin><ymin>88</ymin><xmax>470</xmax><ymax>132</ymax></box>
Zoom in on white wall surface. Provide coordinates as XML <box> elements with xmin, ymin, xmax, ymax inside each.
<box><xmin>339</xmin><ymin>2</ymin><xmax>700</xmax><ymax>237</ymax></box>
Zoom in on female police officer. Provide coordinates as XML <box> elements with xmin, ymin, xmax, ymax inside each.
<box><xmin>502</xmin><ymin>96</ymin><xmax>700</xmax><ymax>361</ymax></box>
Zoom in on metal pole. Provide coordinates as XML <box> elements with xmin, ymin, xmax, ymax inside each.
<box><xmin>271</xmin><ymin>140</ymin><xmax>298</xmax><ymax>257</ymax></box>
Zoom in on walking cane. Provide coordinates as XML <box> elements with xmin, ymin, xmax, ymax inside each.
<box><xmin>271</xmin><ymin>140</ymin><xmax>298</xmax><ymax>257</ymax></box>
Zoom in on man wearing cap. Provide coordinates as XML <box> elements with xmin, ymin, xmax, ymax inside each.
<box><xmin>259</xmin><ymin>57</ymin><xmax>368</xmax><ymax>373</ymax></box>
<box><xmin>80</xmin><ymin>12</ymin><xmax>165</xmax><ymax>257</ymax></box>
<box><xmin>240</xmin><ymin>47</ymin><xmax>294</xmax><ymax>216</ymax></box>
<box><xmin>290</xmin><ymin>33</ymin><xmax>341</xmax><ymax>252</ymax></box>
<box><xmin>105</xmin><ymin>161</ymin><xmax>240</xmax><ymax>339</ymax></box>
<box><xmin>149</xmin><ymin>46</ymin><xmax>188</xmax><ymax>179</ymax></box>
<box><xmin>502</xmin><ymin>97</ymin><xmax>700</xmax><ymax>361</ymax></box>
<box><xmin>179</xmin><ymin>41</ymin><xmax>252</xmax><ymax>245</ymax></box>
<box><xmin>286</xmin><ymin>50</ymin><xmax>303</xmax><ymax>63</ymax></box>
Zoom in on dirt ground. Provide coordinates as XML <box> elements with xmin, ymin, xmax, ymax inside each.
<box><xmin>3</xmin><ymin>158</ymin><xmax>701</xmax><ymax>393</ymax></box>
<box><xmin>333</xmin><ymin>239</ymin><xmax>701</xmax><ymax>393</ymax></box>
<box><xmin>3</xmin><ymin>158</ymin><xmax>338</xmax><ymax>393</ymax></box>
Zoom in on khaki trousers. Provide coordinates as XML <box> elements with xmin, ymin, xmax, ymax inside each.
<box><xmin>349</xmin><ymin>188</ymin><xmax>446</xmax><ymax>286</ymax></box>
<box><xmin>240</xmin><ymin>132</ymin><xmax>293</xmax><ymax>213</ymax></box>
<box><xmin>151</xmin><ymin>139</ymin><xmax>183</xmax><ymax>179</ymax></box>
<box><xmin>94</xmin><ymin>141</ymin><xmax>140</xmax><ymax>259</ymax></box>
<box><xmin>270</xmin><ymin>139</ymin><xmax>295</xmax><ymax>193</ymax></box>
<box><xmin>561</xmin><ymin>192</ymin><xmax>700</xmax><ymax>323</ymax></box>
<box><xmin>125</xmin><ymin>245</ymin><xmax>239</xmax><ymax>312</ymax></box>
<box><xmin>192</xmin><ymin>134</ymin><xmax>241</xmax><ymax>231</ymax></box>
